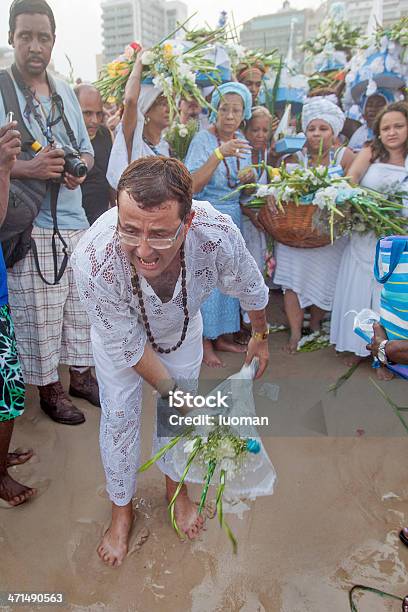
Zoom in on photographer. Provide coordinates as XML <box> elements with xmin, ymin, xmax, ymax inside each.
<box><xmin>0</xmin><ymin>0</ymin><xmax>99</xmax><ymax>425</ymax></box>
<box><xmin>0</xmin><ymin>120</ymin><xmax>36</xmax><ymax>506</ymax></box>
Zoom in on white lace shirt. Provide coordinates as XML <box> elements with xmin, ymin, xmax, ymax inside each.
<box><xmin>71</xmin><ymin>201</ymin><xmax>269</xmax><ymax>369</ymax></box>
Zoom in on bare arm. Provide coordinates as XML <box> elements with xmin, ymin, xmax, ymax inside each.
<box><xmin>386</xmin><ymin>340</ymin><xmax>408</xmax><ymax>365</ymax></box>
<box><xmin>191</xmin><ymin>137</ymin><xmax>251</xmax><ymax>194</ymax></box>
<box><xmin>121</xmin><ymin>55</ymin><xmax>143</xmax><ymax>163</ymax></box>
<box><xmin>0</xmin><ymin>123</ymin><xmax>21</xmax><ymax>226</ymax></box>
<box><xmin>347</xmin><ymin>145</ymin><xmax>372</xmax><ymax>184</ymax></box>
<box><xmin>191</xmin><ymin>151</ymin><xmax>221</xmax><ymax>193</ymax></box>
<box><xmin>340</xmin><ymin>147</ymin><xmax>356</xmax><ymax>174</ymax></box>
<box><xmin>82</xmin><ymin>152</ymin><xmax>94</xmax><ymax>173</ymax></box>
<box><xmin>132</xmin><ymin>342</ymin><xmax>175</xmax><ymax>398</ymax></box>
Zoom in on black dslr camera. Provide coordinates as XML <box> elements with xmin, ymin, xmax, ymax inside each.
<box><xmin>61</xmin><ymin>146</ymin><xmax>88</xmax><ymax>178</ymax></box>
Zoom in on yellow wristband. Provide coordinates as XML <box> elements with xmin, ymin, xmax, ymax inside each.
<box><xmin>214</xmin><ymin>147</ymin><xmax>224</xmax><ymax>161</ymax></box>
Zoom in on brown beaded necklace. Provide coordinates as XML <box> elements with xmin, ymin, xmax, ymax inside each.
<box><xmin>215</xmin><ymin>128</ymin><xmax>240</xmax><ymax>189</ymax></box>
<box><xmin>130</xmin><ymin>244</ymin><xmax>189</xmax><ymax>354</ymax></box>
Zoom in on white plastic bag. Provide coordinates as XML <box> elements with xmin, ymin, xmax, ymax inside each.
<box><xmin>171</xmin><ymin>359</ymin><xmax>277</xmax><ymax>499</ymax></box>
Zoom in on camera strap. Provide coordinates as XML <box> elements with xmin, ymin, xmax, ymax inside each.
<box><xmin>9</xmin><ymin>64</ymin><xmax>74</xmax><ymax>285</ymax></box>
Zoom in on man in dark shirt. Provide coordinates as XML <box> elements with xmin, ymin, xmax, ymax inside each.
<box><xmin>75</xmin><ymin>84</ymin><xmax>114</xmax><ymax>225</ymax></box>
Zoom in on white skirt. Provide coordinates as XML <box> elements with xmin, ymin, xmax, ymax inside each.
<box><xmin>241</xmin><ymin>217</ymin><xmax>267</xmax><ymax>272</ymax></box>
<box><xmin>273</xmin><ymin>237</ymin><xmax>348</xmax><ymax>310</ymax></box>
<box><xmin>330</xmin><ymin>232</ymin><xmax>381</xmax><ymax>356</ymax></box>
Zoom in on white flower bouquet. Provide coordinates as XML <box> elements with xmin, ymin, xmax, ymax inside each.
<box><xmin>95</xmin><ymin>19</ymin><xmax>223</xmax><ymax>115</ymax></box>
<box><xmin>165</xmin><ymin>119</ymin><xmax>199</xmax><ymax>162</ymax></box>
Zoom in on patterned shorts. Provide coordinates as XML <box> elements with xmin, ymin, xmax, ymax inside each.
<box><xmin>0</xmin><ymin>304</ymin><xmax>25</xmax><ymax>422</ymax></box>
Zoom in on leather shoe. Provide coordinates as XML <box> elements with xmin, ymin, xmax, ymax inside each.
<box><xmin>39</xmin><ymin>381</ymin><xmax>85</xmax><ymax>425</ymax></box>
<box><xmin>69</xmin><ymin>367</ymin><xmax>100</xmax><ymax>407</ymax></box>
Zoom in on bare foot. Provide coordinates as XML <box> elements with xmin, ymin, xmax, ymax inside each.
<box><xmin>376</xmin><ymin>367</ymin><xmax>394</xmax><ymax>381</ymax></box>
<box><xmin>283</xmin><ymin>334</ymin><xmax>301</xmax><ymax>354</ymax></box>
<box><xmin>214</xmin><ymin>336</ymin><xmax>247</xmax><ymax>354</ymax></box>
<box><xmin>97</xmin><ymin>503</ymin><xmax>133</xmax><ymax>567</ymax></box>
<box><xmin>166</xmin><ymin>480</ymin><xmax>205</xmax><ymax>540</ymax></box>
<box><xmin>7</xmin><ymin>448</ymin><xmax>34</xmax><ymax>467</ymax></box>
<box><xmin>0</xmin><ymin>473</ymin><xmax>36</xmax><ymax>506</ymax></box>
<box><xmin>342</xmin><ymin>353</ymin><xmax>363</xmax><ymax>368</ymax></box>
<box><xmin>203</xmin><ymin>339</ymin><xmax>224</xmax><ymax>368</ymax></box>
<box><xmin>172</xmin><ymin>491</ymin><xmax>205</xmax><ymax>539</ymax></box>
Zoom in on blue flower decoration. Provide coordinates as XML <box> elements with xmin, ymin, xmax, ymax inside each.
<box><xmin>246</xmin><ymin>439</ymin><xmax>261</xmax><ymax>454</ymax></box>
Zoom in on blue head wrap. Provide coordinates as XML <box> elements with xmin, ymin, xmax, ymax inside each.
<box><xmin>209</xmin><ymin>82</ymin><xmax>252</xmax><ymax>123</ymax></box>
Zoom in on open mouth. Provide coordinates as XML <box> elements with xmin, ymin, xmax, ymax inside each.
<box><xmin>137</xmin><ymin>256</ymin><xmax>160</xmax><ymax>269</ymax></box>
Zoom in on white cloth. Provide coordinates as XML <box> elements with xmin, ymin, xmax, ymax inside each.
<box><xmin>241</xmin><ymin>165</ymin><xmax>267</xmax><ymax>273</ymax></box>
<box><xmin>72</xmin><ymin>201</ymin><xmax>269</xmax><ymax>504</ymax></box>
<box><xmin>106</xmin><ymin>84</ymin><xmax>169</xmax><ymax>189</ymax></box>
<box><xmin>92</xmin><ymin>313</ymin><xmax>203</xmax><ymax>505</ymax></box>
<box><xmin>301</xmin><ymin>98</ymin><xmax>345</xmax><ymax>137</ymax></box>
<box><xmin>348</xmin><ymin>124</ymin><xmax>369</xmax><ymax>151</ymax></box>
<box><xmin>330</xmin><ymin>158</ymin><xmax>408</xmax><ymax>355</ymax></box>
<box><xmin>273</xmin><ymin>148</ymin><xmax>347</xmax><ymax>310</ymax></box>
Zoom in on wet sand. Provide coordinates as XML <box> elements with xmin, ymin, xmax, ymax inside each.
<box><xmin>2</xmin><ymin>295</ymin><xmax>407</xmax><ymax>611</ymax></box>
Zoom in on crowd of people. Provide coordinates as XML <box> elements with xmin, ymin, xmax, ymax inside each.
<box><xmin>0</xmin><ymin>0</ymin><xmax>407</xmax><ymax>569</ymax></box>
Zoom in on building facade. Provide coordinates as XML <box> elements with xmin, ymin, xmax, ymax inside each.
<box><xmin>240</xmin><ymin>1</ymin><xmax>310</xmax><ymax>65</ymax></box>
<box><xmin>101</xmin><ymin>0</ymin><xmax>187</xmax><ymax>62</ymax></box>
<box><xmin>239</xmin><ymin>0</ymin><xmax>408</xmax><ymax>68</ymax></box>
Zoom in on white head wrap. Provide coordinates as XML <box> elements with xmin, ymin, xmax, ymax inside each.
<box><xmin>301</xmin><ymin>98</ymin><xmax>345</xmax><ymax>137</ymax></box>
<box><xmin>107</xmin><ymin>83</ymin><xmax>162</xmax><ymax>189</ymax></box>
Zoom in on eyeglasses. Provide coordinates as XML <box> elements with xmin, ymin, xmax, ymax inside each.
<box><xmin>117</xmin><ymin>221</ymin><xmax>184</xmax><ymax>250</ymax></box>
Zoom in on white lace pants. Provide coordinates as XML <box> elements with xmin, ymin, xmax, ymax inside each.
<box><xmin>91</xmin><ymin>314</ymin><xmax>203</xmax><ymax>506</ymax></box>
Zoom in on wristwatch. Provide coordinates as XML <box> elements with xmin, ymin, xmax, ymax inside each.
<box><xmin>377</xmin><ymin>339</ymin><xmax>389</xmax><ymax>364</ymax></box>
<box><xmin>252</xmin><ymin>328</ymin><xmax>269</xmax><ymax>341</ymax></box>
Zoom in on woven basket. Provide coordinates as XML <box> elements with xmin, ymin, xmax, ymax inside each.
<box><xmin>308</xmin><ymin>79</ymin><xmax>345</xmax><ymax>99</ymax></box>
<box><xmin>258</xmin><ymin>200</ymin><xmax>331</xmax><ymax>248</ymax></box>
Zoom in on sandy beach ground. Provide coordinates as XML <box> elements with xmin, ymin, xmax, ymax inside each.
<box><xmin>1</xmin><ymin>294</ymin><xmax>407</xmax><ymax>612</ymax></box>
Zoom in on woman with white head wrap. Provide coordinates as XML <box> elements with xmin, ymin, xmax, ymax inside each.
<box><xmin>106</xmin><ymin>52</ymin><xmax>170</xmax><ymax>189</ymax></box>
<box><xmin>184</xmin><ymin>82</ymin><xmax>255</xmax><ymax>367</ymax></box>
<box><xmin>274</xmin><ymin>98</ymin><xmax>355</xmax><ymax>353</ymax></box>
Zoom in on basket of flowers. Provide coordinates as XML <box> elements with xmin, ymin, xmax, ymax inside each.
<box><xmin>226</xmin><ymin>163</ymin><xmax>408</xmax><ymax>249</ymax></box>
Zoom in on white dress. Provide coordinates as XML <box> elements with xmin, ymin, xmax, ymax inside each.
<box><xmin>330</xmin><ymin>158</ymin><xmax>408</xmax><ymax>356</ymax></box>
<box><xmin>71</xmin><ymin>202</ymin><xmax>268</xmax><ymax>505</ymax></box>
<box><xmin>241</xmin><ymin>164</ymin><xmax>267</xmax><ymax>272</ymax></box>
<box><xmin>273</xmin><ymin>149</ymin><xmax>348</xmax><ymax>311</ymax></box>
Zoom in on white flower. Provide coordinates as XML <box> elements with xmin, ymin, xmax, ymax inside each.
<box><xmin>282</xmin><ymin>186</ymin><xmax>295</xmax><ymax>201</ymax></box>
<box><xmin>183</xmin><ymin>439</ymin><xmax>196</xmax><ymax>454</ymax></box>
<box><xmin>220</xmin><ymin>458</ymin><xmax>238</xmax><ymax>480</ymax></box>
<box><xmin>313</xmin><ymin>186</ymin><xmax>338</xmax><ymax>209</ymax></box>
<box><xmin>178</xmin><ymin>126</ymin><xmax>188</xmax><ymax>137</ymax></box>
<box><xmin>256</xmin><ymin>185</ymin><xmax>277</xmax><ymax>198</ymax></box>
<box><xmin>217</xmin><ymin>439</ymin><xmax>236</xmax><ymax>459</ymax></box>
<box><xmin>141</xmin><ymin>50</ymin><xmax>155</xmax><ymax>65</ymax></box>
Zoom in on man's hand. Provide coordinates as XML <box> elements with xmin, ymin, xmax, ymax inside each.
<box><xmin>64</xmin><ymin>171</ymin><xmax>87</xmax><ymax>190</ymax></box>
<box><xmin>0</xmin><ymin>121</ymin><xmax>21</xmax><ymax>173</ymax></box>
<box><xmin>29</xmin><ymin>145</ymin><xmax>65</xmax><ymax>180</ymax></box>
<box><xmin>366</xmin><ymin>322</ymin><xmax>388</xmax><ymax>359</ymax></box>
<box><xmin>245</xmin><ymin>336</ymin><xmax>269</xmax><ymax>379</ymax></box>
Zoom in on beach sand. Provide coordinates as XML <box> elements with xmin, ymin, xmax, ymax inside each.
<box><xmin>2</xmin><ymin>294</ymin><xmax>407</xmax><ymax>612</ymax></box>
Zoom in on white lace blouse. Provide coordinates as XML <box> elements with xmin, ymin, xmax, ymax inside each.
<box><xmin>71</xmin><ymin>201</ymin><xmax>269</xmax><ymax>369</ymax></box>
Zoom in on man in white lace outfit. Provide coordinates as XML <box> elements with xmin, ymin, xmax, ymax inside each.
<box><xmin>71</xmin><ymin>157</ymin><xmax>270</xmax><ymax>567</ymax></box>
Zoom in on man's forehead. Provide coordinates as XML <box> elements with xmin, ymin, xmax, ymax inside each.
<box><xmin>119</xmin><ymin>194</ymin><xmax>180</xmax><ymax>218</ymax></box>
<box><xmin>15</xmin><ymin>13</ymin><xmax>53</xmax><ymax>34</ymax></box>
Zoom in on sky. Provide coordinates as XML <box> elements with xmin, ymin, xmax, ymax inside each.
<box><xmin>0</xmin><ymin>0</ymin><xmax>321</xmax><ymax>81</ymax></box>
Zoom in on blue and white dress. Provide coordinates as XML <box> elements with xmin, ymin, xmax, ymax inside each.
<box><xmin>185</xmin><ymin>129</ymin><xmax>252</xmax><ymax>339</ymax></box>
<box><xmin>273</xmin><ymin>148</ymin><xmax>348</xmax><ymax>311</ymax></box>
